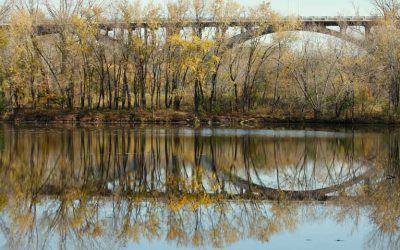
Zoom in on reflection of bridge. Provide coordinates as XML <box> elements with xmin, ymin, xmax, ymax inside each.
<box><xmin>30</xmin><ymin>154</ymin><xmax>379</xmax><ymax>202</ymax></box>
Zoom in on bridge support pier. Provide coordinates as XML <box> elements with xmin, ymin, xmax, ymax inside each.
<box><xmin>166</xmin><ymin>26</ymin><xmax>182</xmax><ymax>38</ymax></box>
<box><xmin>192</xmin><ymin>24</ymin><xmax>204</xmax><ymax>38</ymax></box>
<box><xmin>339</xmin><ymin>25</ymin><xmax>347</xmax><ymax>34</ymax></box>
<box><xmin>220</xmin><ymin>26</ymin><xmax>227</xmax><ymax>37</ymax></box>
<box><xmin>364</xmin><ymin>24</ymin><xmax>371</xmax><ymax>38</ymax></box>
<box><xmin>215</xmin><ymin>26</ymin><xmax>227</xmax><ymax>41</ymax></box>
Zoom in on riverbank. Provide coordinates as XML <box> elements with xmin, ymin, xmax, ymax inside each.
<box><xmin>0</xmin><ymin>109</ymin><xmax>396</xmax><ymax>126</ymax></box>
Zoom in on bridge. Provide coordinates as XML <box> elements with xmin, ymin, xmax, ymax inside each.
<box><xmin>0</xmin><ymin>16</ymin><xmax>380</xmax><ymax>46</ymax></box>
<box><xmin>98</xmin><ymin>16</ymin><xmax>378</xmax><ymax>29</ymax></box>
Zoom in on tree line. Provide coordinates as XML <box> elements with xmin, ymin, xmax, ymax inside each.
<box><xmin>0</xmin><ymin>0</ymin><xmax>399</xmax><ymax>120</ymax></box>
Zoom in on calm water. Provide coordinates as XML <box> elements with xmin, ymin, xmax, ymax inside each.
<box><xmin>0</xmin><ymin>125</ymin><xmax>398</xmax><ymax>250</ymax></box>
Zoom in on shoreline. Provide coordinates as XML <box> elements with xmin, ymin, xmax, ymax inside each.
<box><xmin>0</xmin><ymin>109</ymin><xmax>397</xmax><ymax>127</ymax></box>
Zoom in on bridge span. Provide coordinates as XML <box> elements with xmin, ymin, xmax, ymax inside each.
<box><xmin>0</xmin><ymin>16</ymin><xmax>380</xmax><ymax>48</ymax></box>
<box><xmin>0</xmin><ymin>16</ymin><xmax>380</xmax><ymax>36</ymax></box>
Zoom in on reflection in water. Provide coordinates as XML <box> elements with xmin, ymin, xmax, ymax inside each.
<box><xmin>0</xmin><ymin>125</ymin><xmax>398</xmax><ymax>249</ymax></box>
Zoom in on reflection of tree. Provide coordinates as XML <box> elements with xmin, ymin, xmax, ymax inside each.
<box><xmin>0</xmin><ymin>126</ymin><xmax>382</xmax><ymax>196</ymax></box>
<box><xmin>0</xmin><ymin>125</ymin><xmax>398</xmax><ymax>249</ymax></box>
<box><xmin>0</xmin><ymin>196</ymin><xmax>303</xmax><ymax>249</ymax></box>
<box><xmin>362</xmin><ymin>131</ymin><xmax>400</xmax><ymax>250</ymax></box>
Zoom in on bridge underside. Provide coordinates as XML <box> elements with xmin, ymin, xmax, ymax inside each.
<box><xmin>226</xmin><ymin>24</ymin><xmax>368</xmax><ymax>49</ymax></box>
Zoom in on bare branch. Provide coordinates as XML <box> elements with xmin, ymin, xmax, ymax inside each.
<box><xmin>0</xmin><ymin>0</ymin><xmax>12</xmax><ymax>21</ymax></box>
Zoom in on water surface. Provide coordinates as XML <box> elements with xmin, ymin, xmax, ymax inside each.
<box><xmin>0</xmin><ymin>125</ymin><xmax>398</xmax><ymax>250</ymax></box>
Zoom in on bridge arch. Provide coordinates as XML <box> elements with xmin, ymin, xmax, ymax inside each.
<box><xmin>224</xmin><ymin>25</ymin><xmax>367</xmax><ymax>50</ymax></box>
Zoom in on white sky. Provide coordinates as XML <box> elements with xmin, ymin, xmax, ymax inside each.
<box><xmin>153</xmin><ymin>0</ymin><xmax>375</xmax><ymax>16</ymax></box>
<box><xmin>267</xmin><ymin>0</ymin><xmax>373</xmax><ymax>16</ymax></box>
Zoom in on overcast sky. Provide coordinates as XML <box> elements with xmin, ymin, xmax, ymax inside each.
<box><xmin>155</xmin><ymin>0</ymin><xmax>375</xmax><ymax>16</ymax></box>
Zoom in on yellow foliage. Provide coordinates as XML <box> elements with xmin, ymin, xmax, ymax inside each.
<box><xmin>0</xmin><ymin>195</ymin><xmax>7</xmax><ymax>211</ymax></box>
<box><xmin>0</xmin><ymin>30</ymin><xmax>7</xmax><ymax>49</ymax></box>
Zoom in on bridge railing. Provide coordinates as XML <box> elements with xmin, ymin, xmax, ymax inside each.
<box><xmin>299</xmin><ymin>16</ymin><xmax>379</xmax><ymax>21</ymax></box>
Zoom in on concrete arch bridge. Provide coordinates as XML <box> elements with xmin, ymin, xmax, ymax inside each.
<box><xmin>0</xmin><ymin>16</ymin><xmax>379</xmax><ymax>47</ymax></box>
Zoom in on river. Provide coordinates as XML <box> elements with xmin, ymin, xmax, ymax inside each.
<box><xmin>0</xmin><ymin>125</ymin><xmax>397</xmax><ymax>250</ymax></box>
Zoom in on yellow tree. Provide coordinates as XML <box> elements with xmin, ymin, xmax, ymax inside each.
<box><xmin>168</xmin><ymin>35</ymin><xmax>216</xmax><ymax>112</ymax></box>
<box><xmin>71</xmin><ymin>3</ymin><xmax>104</xmax><ymax>110</ymax></box>
<box><xmin>6</xmin><ymin>7</ymin><xmax>48</xmax><ymax>109</ymax></box>
<box><xmin>0</xmin><ymin>23</ymin><xmax>8</xmax><ymax>110</ymax></box>
<box><xmin>370</xmin><ymin>0</ymin><xmax>400</xmax><ymax>115</ymax></box>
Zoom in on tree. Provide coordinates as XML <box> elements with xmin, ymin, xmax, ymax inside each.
<box><xmin>371</xmin><ymin>0</ymin><xmax>400</xmax><ymax>114</ymax></box>
<box><xmin>288</xmin><ymin>35</ymin><xmax>346</xmax><ymax>118</ymax></box>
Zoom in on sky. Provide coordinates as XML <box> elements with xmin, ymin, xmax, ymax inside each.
<box><xmin>237</xmin><ymin>0</ymin><xmax>374</xmax><ymax>16</ymax></box>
